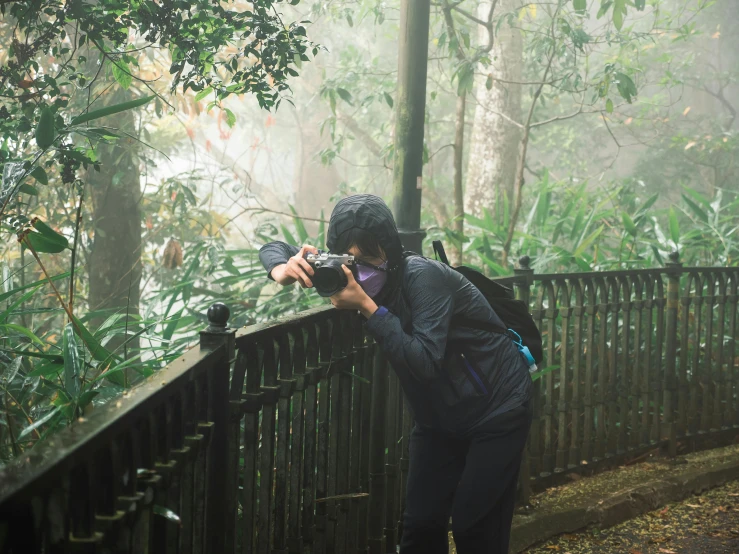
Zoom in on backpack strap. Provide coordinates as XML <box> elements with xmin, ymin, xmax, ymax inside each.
<box><xmin>432</xmin><ymin>240</ymin><xmax>450</xmax><ymax>266</ymax></box>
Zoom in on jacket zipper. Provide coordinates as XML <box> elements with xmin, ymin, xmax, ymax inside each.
<box><xmin>460</xmin><ymin>353</ymin><xmax>488</xmax><ymax>395</ymax></box>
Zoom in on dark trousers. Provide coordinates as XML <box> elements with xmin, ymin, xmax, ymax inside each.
<box><xmin>399</xmin><ymin>400</ymin><xmax>532</xmax><ymax>554</ymax></box>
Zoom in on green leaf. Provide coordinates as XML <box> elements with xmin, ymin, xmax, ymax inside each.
<box><xmin>18</xmin><ymin>407</ymin><xmax>60</xmax><ymax>439</ymax></box>
<box><xmin>573</xmin><ymin>0</ymin><xmax>587</xmax><ymax>12</ymax></box>
<box><xmin>35</xmin><ymin>107</ymin><xmax>56</xmax><ymax>149</ymax></box>
<box><xmin>570</xmin><ymin>203</ymin><xmax>586</xmax><ymax>240</ymax></box>
<box><xmin>682</xmin><ymin>186</ymin><xmax>712</xmax><ymax>210</ymax></box>
<box><xmin>461</xmin><ymin>30</ymin><xmax>471</xmax><ymax>49</ymax></box>
<box><xmin>112</xmin><ymin>60</ymin><xmax>132</xmax><ymax>90</ymax></box>
<box><xmin>71</xmin><ymin>95</ymin><xmax>155</xmax><ymax>126</ymax></box>
<box><xmin>342</xmin><ymin>370</ymin><xmax>370</xmax><ymax>384</ymax></box>
<box><xmin>70</xmin><ymin>314</ymin><xmax>119</xmax><ymax>367</ymax></box>
<box><xmin>681</xmin><ymin>194</ymin><xmax>709</xmax><ymax>223</ymax></box>
<box><xmin>289</xmin><ymin>205</ymin><xmax>309</xmax><ymax>243</ymax></box>
<box><xmin>280</xmin><ymin>225</ymin><xmax>297</xmax><ymax>246</ymax></box>
<box><xmin>485</xmin><ymin>74</ymin><xmax>493</xmax><ymax>90</ymax></box>
<box><xmin>194</xmin><ymin>87</ymin><xmax>213</xmax><ymax>102</ymax></box>
<box><xmin>63</xmin><ymin>324</ymin><xmax>81</xmax><ymax>399</ymax></box>
<box><xmin>531</xmin><ymin>365</ymin><xmax>560</xmax><ymax>382</ymax></box>
<box><xmin>636</xmin><ymin>193</ymin><xmax>659</xmax><ymax>216</ymax></box>
<box><xmin>650</xmin><ymin>244</ymin><xmax>664</xmax><ymax>265</ymax></box>
<box><xmin>456</xmin><ymin>64</ymin><xmax>474</xmax><ymax>95</ymax></box>
<box><xmin>154</xmin><ymin>506</ymin><xmax>181</xmax><ymax>525</ymax></box>
<box><xmin>615</xmin><ymin>72</ymin><xmax>637</xmax><ymax>103</ymax></box>
<box><xmin>317</xmin><ymin>209</ymin><xmax>325</xmax><ymax>249</ymax></box>
<box><xmin>574</xmin><ymin>225</ymin><xmax>604</xmax><ymax>257</ymax></box>
<box><xmin>77</xmin><ymin>390</ymin><xmax>99</xmax><ymax>410</ymax></box>
<box><xmin>27</xmin><ymin>361</ymin><xmax>64</xmax><ymax>378</ymax></box>
<box><xmin>336</xmin><ymin>88</ymin><xmax>353</xmax><ymax>105</ymax></box>
<box><xmin>19</xmin><ymin>183</ymin><xmax>38</xmax><ymax>196</ymax></box>
<box><xmin>0</xmin><ymin>323</ymin><xmax>45</xmax><ymax>346</ymax></box>
<box><xmin>224</xmin><ymin>108</ymin><xmax>236</xmax><ymax>128</ymax></box>
<box><xmin>669</xmin><ymin>207</ymin><xmax>680</xmax><ymax>247</ymax></box>
<box><xmin>622</xmin><ymin>213</ymin><xmax>638</xmax><ymax>236</ymax></box>
<box><xmin>24</xmin><ymin>232</ymin><xmax>67</xmax><ymax>253</ymax></box>
<box><xmin>597</xmin><ymin>0</ymin><xmax>613</xmax><ymax>18</ymax></box>
<box><xmin>3</xmin><ymin>357</ymin><xmax>22</xmax><ymax>385</ymax></box>
<box><xmin>605</xmin><ymin>98</ymin><xmax>614</xmax><ymax>113</ymax></box>
<box><xmin>30</xmin><ymin>166</ymin><xmax>48</xmax><ymax>185</ymax></box>
<box><xmin>479</xmin><ymin>253</ymin><xmax>508</xmax><ymax>276</ymax></box>
<box><xmin>612</xmin><ymin>0</ymin><xmax>627</xmax><ymax>29</ymax></box>
<box><xmin>383</xmin><ymin>92</ymin><xmax>393</xmax><ymax>108</ymax></box>
<box><xmin>0</xmin><ymin>272</ymin><xmax>69</xmax><ymax>304</ymax></box>
<box><xmin>23</xmin><ymin>220</ymin><xmax>69</xmax><ymax>253</ymax></box>
<box><xmin>0</xmin><ymin>285</ymin><xmax>43</xmax><ymax>324</ymax></box>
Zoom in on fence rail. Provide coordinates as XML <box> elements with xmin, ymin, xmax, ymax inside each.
<box><xmin>1</xmin><ymin>257</ymin><xmax>738</xmax><ymax>553</ymax></box>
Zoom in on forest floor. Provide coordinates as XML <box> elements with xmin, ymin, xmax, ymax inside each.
<box><xmin>446</xmin><ymin>443</ymin><xmax>739</xmax><ymax>554</ymax></box>
<box><xmin>522</xmin><ymin>477</ymin><xmax>739</xmax><ymax>553</ymax></box>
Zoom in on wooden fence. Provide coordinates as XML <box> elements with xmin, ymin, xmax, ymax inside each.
<box><xmin>1</xmin><ymin>256</ymin><xmax>738</xmax><ymax>553</ymax></box>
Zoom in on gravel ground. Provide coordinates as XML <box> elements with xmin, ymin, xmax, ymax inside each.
<box><xmin>522</xmin><ymin>478</ymin><xmax>739</xmax><ymax>554</ymax></box>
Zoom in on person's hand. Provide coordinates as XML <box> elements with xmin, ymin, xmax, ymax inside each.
<box><xmin>330</xmin><ymin>265</ymin><xmax>378</xmax><ymax>318</ymax></box>
<box><xmin>270</xmin><ymin>245</ymin><xmax>319</xmax><ymax>287</ymax></box>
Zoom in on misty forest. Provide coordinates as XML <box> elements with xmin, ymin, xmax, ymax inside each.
<box><xmin>0</xmin><ymin>0</ymin><xmax>736</xmax><ymax>465</ymax></box>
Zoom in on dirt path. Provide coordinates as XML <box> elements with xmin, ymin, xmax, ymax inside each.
<box><xmin>522</xmin><ymin>478</ymin><xmax>739</xmax><ymax>554</ymax></box>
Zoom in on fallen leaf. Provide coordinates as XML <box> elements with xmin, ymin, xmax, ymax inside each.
<box><xmin>683</xmin><ymin>106</ymin><xmax>691</xmax><ymax>116</ymax></box>
<box><xmin>625</xmin><ymin>117</ymin><xmax>633</xmax><ymax>125</ymax></box>
<box><xmin>686</xmin><ymin>503</ymin><xmax>702</xmax><ymax>508</ymax></box>
<box><xmin>684</xmin><ymin>141</ymin><xmax>697</xmax><ymax>150</ymax></box>
<box><xmin>659</xmin><ymin>550</ymin><xmax>676</xmax><ymax>554</ymax></box>
<box><xmin>545</xmin><ymin>547</ymin><xmax>560</xmax><ymax>551</ymax></box>
<box><xmin>629</xmin><ymin>550</ymin><xmax>643</xmax><ymax>554</ymax></box>
<box><xmin>659</xmin><ymin>506</ymin><xmax>670</xmax><ymax>517</ymax></box>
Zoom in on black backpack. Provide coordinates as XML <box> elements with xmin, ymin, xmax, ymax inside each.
<box><xmin>431</xmin><ymin>240</ymin><xmax>544</xmax><ymax>364</ymax></box>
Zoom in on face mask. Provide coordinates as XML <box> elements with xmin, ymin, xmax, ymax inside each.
<box><xmin>356</xmin><ymin>261</ymin><xmax>388</xmax><ymax>298</ymax></box>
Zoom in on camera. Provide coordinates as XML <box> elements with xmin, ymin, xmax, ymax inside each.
<box><xmin>306</xmin><ymin>253</ymin><xmax>355</xmax><ymax>297</ymax></box>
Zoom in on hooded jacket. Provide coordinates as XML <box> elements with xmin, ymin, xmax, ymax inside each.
<box><xmin>259</xmin><ymin>194</ymin><xmax>532</xmax><ymax>436</ymax></box>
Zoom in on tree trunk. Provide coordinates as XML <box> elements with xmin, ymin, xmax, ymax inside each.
<box><xmin>465</xmin><ymin>0</ymin><xmax>523</xmax><ymax>221</ymax></box>
<box><xmin>87</xmin><ymin>91</ymin><xmax>141</xmax><ymax>352</ymax></box>
<box><xmin>391</xmin><ymin>0</ymin><xmax>431</xmax><ymax>255</ymax></box>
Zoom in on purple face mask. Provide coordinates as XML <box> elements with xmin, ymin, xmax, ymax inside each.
<box><xmin>355</xmin><ymin>261</ymin><xmax>388</xmax><ymax>298</ymax></box>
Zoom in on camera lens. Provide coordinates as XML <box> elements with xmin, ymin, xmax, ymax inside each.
<box><xmin>313</xmin><ymin>264</ymin><xmax>347</xmax><ymax>297</ymax></box>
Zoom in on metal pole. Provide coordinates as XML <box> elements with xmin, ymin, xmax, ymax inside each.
<box><xmin>391</xmin><ymin>0</ymin><xmax>431</xmax><ymax>255</ymax></box>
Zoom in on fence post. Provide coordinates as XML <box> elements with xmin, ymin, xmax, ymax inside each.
<box><xmin>199</xmin><ymin>302</ymin><xmax>236</xmax><ymax>553</ymax></box>
<box><xmin>664</xmin><ymin>253</ymin><xmax>682</xmax><ymax>457</ymax></box>
<box><xmin>367</xmin><ymin>347</ymin><xmax>389</xmax><ymax>554</ymax></box>
<box><xmin>515</xmin><ymin>256</ymin><xmax>534</xmax><ymax>510</ymax></box>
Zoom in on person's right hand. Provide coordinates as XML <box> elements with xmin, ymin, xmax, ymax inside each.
<box><xmin>270</xmin><ymin>245</ymin><xmax>319</xmax><ymax>288</ymax></box>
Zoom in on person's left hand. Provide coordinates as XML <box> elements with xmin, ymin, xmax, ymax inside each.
<box><xmin>330</xmin><ymin>265</ymin><xmax>377</xmax><ymax>317</ymax></box>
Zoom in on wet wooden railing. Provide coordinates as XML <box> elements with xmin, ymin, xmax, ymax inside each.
<box><xmin>1</xmin><ymin>254</ymin><xmax>738</xmax><ymax>553</ymax></box>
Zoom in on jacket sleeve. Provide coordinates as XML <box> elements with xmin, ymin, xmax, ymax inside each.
<box><xmin>258</xmin><ymin>241</ymin><xmax>301</xmax><ymax>280</ymax></box>
<box><xmin>364</xmin><ymin>262</ymin><xmax>454</xmax><ymax>383</ymax></box>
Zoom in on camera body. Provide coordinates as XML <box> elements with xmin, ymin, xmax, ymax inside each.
<box><xmin>306</xmin><ymin>253</ymin><xmax>355</xmax><ymax>297</ymax></box>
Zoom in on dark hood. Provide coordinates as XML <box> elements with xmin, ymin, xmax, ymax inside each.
<box><xmin>326</xmin><ymin>194</ymin><xmax>404</xmax><ymax>269</ymax></box>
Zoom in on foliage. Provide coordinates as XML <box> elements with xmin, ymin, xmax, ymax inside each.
<box><xmin>0</xmin><ymin>0</ymin><xmax>317</xmax><ymax>463</ymax></box>
<box><xmin>425</xmin><ymin>175</ymin><xmax>738</xmax><ymax>276</ymax></box>
<box><xmin>0</xmin><ymin>0</ymin><xmax>314</xmax><ymax>232</ymax></box>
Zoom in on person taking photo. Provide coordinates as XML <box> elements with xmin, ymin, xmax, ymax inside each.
<box><xmin>259</xmin><ymin>194</ymin><xmax>533</xmax><ymax>554</ymax></box>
